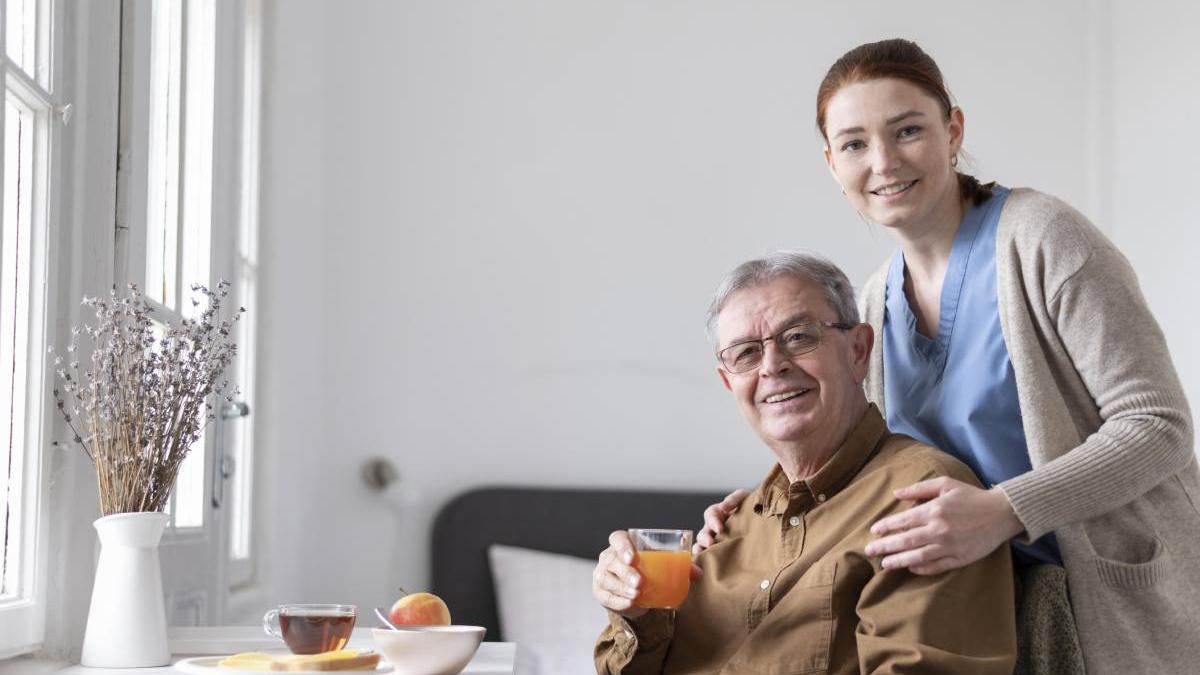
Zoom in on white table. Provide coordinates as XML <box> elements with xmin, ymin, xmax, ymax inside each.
<box><xmin>48</xmin><ymin>627</ymin><xmax>516</xmax><ymax>674</ymax></box>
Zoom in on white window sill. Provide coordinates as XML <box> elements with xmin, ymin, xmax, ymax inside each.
<box><xmin>0</xmin><ymin>656</ymin><xmax>70</xmax><ymax>675</ymax></box>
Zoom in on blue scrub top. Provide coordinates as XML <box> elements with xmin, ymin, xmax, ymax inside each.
<box><xmin>883</xmin><ymin>185</ymin><xmax>1061</xmax><ymax>566</ymax></box>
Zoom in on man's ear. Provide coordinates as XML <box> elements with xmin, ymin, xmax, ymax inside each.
<box><xmin>849</xmin><ymin>323</ymin><xmax>874</xmax><ymax>382</ymax></box>
<box><xmin>717</xmin><ymin>367</ymin><xmax>733</xmax><ymax>392</ymax></box>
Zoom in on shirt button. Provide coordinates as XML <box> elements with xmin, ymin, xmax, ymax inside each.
<box><xmin>788</xmin><ymin>516</ymin><xmax>801</xmax><ymax>527</ymax></box>
<box><xmin>816</xmin><ymin>493</ymin><xmax>827</xmax><ymax>503</ymax></box>
<box><xmin>760</xmin><ymin>579</ymin><xmax>770</xmax><ymax>590</ymax></box>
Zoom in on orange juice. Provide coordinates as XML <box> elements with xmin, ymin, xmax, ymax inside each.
<box><xmin>634</xmin><ymin>550</ymin><xmax>692</xmax><ymax>608</ymax></box>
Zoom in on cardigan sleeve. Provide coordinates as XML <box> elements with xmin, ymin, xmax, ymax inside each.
<box><xmin>859</xmin><ymin>261</ymin><xmax>891</xmax><ymax>416</ymax></box>
<box><xmin>997</xmin><ymin>241</ymin><xmax>1194</xmax><ymax>542</ymax></box>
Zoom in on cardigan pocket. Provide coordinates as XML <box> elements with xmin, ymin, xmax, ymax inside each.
<box><xmin>1091</xmin><ymin>536</ymin><xmax>1169</xmax><ymax>590</ymax></box>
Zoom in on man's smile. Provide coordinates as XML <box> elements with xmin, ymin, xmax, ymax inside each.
<box><xmin>762</xmin><ymin>388</ymin><xmax>813</xmax><ymax>404</ymax></box>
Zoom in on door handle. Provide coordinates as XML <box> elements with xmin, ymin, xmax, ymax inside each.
<box><xmin>221</xmin><ymin>400</ymin><xmax>250</xmax><ymax>420</ymax></box>
<box><xmin>221</xmin><ymin>454</ymin><xmax>236</xmax><ymax>479</ymax></box>
<box><xmin>212</xmin><ymin>401</ymin><xmax>249</xmax><ymax>508</ymax></box>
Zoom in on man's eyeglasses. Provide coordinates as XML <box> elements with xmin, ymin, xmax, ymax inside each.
<box><xmin>717</xmin><ymin>321</ymin><xmax>855</xmax><ymax>374</ymax></box>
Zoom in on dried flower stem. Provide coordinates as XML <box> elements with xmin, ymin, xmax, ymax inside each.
<box><xmin>52</xmin><ymin>282</ymin><xmax>244</xmax><ymax>516</ymax></box>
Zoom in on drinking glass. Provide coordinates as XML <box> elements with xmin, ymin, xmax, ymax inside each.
<box><xmin>628</xmin><ymin>529</ymin><xmax>693</xmax><ymax>609</ymax></box>
<box><xmin>262</xmin><ymin>603</ymin><xmax>356</xmax><ymax>654</ymax></box>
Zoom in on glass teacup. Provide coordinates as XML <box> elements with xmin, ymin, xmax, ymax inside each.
<box><xmin>262</xmin><ymin>603</ymin><xmax>356</xmax><ymax>654</ymax></box>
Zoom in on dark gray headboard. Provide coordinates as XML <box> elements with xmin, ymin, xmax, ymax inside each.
<box><xmin>431</xmin><ymin>485</ymin><xmax>728</xmax><ymax>640</ymax></box>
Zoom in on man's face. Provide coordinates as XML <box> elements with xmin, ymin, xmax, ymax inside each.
<box><xmin>715</xmin><ymin>276</ymin><xmax>872</xmax><ymax>451</ymax></box>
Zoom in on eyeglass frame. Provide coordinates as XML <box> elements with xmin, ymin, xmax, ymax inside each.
<box><xmin>716</xmin><ymin>320</ymin><xmax>856</xmax><ymax>374</ymax></box>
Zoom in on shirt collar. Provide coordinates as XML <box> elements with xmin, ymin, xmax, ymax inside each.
<box><xmin>751</xmin><ymin>404</ymin><xmax>889</xmax><ymax>517</ymax></box>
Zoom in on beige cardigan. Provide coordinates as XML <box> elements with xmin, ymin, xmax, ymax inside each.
<box><xmin>860</xmin><ymin>188</ymin><xmax>1200</xmax><ymax>675</ymax></box>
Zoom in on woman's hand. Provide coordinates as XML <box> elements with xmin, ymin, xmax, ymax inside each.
<box><xmin>864</xmin><ymin>477</ymin><xmax>1024</xmax><ymax>575</ymax></box>
<box><xmin>694</xmin><ymin>489</ymin><xmax>750</xmax><ymax>554</ymax></box>
<box><xmin>593</xmin><ymin>531</ymin><xmax>703</xmax><ymax>618</ymax></box>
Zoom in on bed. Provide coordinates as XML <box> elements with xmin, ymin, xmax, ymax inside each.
<box><xmin>430</xmin><ymin>485</ymin><xmax>727</xmax><ymax>673</ymax></box>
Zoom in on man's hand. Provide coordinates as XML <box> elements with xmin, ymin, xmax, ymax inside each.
<box><xmin>864</xmin><ymin>478</ymin><xmax>1025</xmax><ymax>575</ymax></box>
<box><xmin>593</xmin><ymin>531</ymin><xmax>646</xmax><ymax>618</ymax></box>
<box><xmin>594</xmin><ymin>531</ymin><xmax>703</xmax><ymax>618</ymax></box>
<box><xmin>694</xmin><ymin>489</ymin><xmax>750</xmax><ymax>554</ymax></box>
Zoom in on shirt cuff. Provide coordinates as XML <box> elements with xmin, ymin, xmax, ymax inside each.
<box><xmin>607</xmin><ymin>609</ymin><xmax>675</xmax><ymax>654</ymax></box>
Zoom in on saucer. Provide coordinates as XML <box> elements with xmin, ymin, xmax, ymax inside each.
<box><xmin>174</xmin><ymin>654</ymin><xmax>395</xmax><ymax>674</ymax></box>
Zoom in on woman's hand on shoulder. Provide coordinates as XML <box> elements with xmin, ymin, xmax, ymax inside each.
<box><xmin>694</xmin><ymin>488</ymin><xmax>750</xmax><ymax>554</ymax></box>
<box><xmin>863</xmin><ymin>477</ymin><xmax>1024</xmax><ymax>575</ymax></box>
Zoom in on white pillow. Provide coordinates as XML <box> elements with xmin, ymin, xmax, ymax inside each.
<box><xmin>487</xmin><ymin>544</ymin><xmax>609</xmax><ymax>675</ymax></box>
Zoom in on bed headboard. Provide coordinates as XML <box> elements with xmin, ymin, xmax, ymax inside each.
<box><xmin>431</xmin><ymin>485</ymin><xmax>728</xmax><ymax>640</ymax></box>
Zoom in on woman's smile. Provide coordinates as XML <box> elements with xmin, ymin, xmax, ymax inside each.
<box><xmin>870</xmin><ymin>179</ymin><xmax>918</xmax><ymax>199</ymax></box>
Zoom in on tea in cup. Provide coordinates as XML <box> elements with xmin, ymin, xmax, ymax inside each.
<box><xmin>263</xmin><ymin>604</ymin><xmax>356</xmax><ymax>654</ymax></box>
<box><xmin>629</xmin><ymin>529</ymin><xmax>693</xmax><ymax>609</ymax></box>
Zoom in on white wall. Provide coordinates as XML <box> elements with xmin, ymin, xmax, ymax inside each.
<box><xmin>252</xmin><ymin>0</ymin><xmax>1197</xmax><ymax>616</ymax></box>
<box><xmin>1106</xmin><ymin>1</ymin><xmax>1200</xmax><ymax>433</ymax></box>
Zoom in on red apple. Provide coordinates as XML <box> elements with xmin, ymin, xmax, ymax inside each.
<box><xmin>388</xmin><ymin>589</ymin><xmax>451</xmax><ymax>626</ymax></box>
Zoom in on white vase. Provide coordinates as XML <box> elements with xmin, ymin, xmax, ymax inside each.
<box><xmin>80</xmin><ymin>511</ymin><xmax>171</xmax><ymax>668</ymax></box>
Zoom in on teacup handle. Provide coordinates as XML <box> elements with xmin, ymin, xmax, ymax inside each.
<box><xmin>263</xmin><ymin>609</ymin><xmax>283</xmax><ymax>639</ymax></box>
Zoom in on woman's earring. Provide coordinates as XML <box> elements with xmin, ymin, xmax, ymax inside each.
<box><xmin>839</xmin><ymin>184</ymin><xmax>846</xmax><ymax>195</ymax></box>
<box><xmin>951</xmin><ymin>155</ymin><xmax>959</xmax><ymax>168</ymax></box>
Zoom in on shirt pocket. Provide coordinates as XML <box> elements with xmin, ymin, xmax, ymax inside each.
<box><xmin>728</xmin><ymin>561</ymin><xmax>837</xmax><ymax>675</ymax></box>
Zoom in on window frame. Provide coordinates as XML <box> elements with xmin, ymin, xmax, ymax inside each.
<box><xmin>221</xmin><ymin>0</ymin><xmax>262</xmax><ymax>592</ymax></box>
<box><xmin>0</xmin><ymin>0</ymin><xmax>261</xmax><ymax>652</ymax></box>
<box><xmin>0</xmin><ymin>0</ymin><xmax>63</xmax><ymax>658</ymax></box>
<box><xmin>118</xmin><ymin>0</ymin><xmax>216</xmax><ymax>535</ymax></box>
<box><xmin>113</xmin><ymin>0</ymin><xmax>264</xmax><ymax>622</ymax></box>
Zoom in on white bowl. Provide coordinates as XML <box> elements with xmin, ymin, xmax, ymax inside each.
<box><xmin>371</xmin><ymin>626</ymin><xmax>486</xmax><ymax>675</ymax></box>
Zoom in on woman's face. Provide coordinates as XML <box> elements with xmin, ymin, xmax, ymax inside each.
<box><xmin>822</xmin><ymin>78</ymin><xmax>964</xmax><ymax>233</ymax></box>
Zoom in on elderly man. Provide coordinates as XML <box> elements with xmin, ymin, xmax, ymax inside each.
<box><xmin>592</xmin><ymin>252</ymin><xmax>1016</xmax><ymax>674</ymax></box>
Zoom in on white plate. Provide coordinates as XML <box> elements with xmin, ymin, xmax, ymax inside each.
<box><xmin>173</xmin><ymin>655</ymin><xmax>394</xmax><ymax>674</ymax></box>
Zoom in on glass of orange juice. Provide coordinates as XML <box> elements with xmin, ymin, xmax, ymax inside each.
<box><xmin>629</xmin><ymin>529</ymin><xmax>693</xmax><ymax>609</ymax></box>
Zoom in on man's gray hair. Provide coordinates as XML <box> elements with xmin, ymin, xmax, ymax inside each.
<box><xmin>705</xmin><ymin>250</ymin><xmax>860</xmax><ymax>347</ymax></box>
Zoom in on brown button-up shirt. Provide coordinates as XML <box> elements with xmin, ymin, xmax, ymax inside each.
<box><xmin>595</xmin><ymin>405</ymin><xmax>1016</xmax><ymax>674</ymax></box>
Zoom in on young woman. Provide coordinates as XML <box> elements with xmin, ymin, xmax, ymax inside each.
<box><xmin>698</xmin><ymin>39</ymin><xmax>1200</xmax><ymax>674</ymax></box>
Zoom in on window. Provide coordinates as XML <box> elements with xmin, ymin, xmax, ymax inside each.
<box><xmin>0</xmin><ymin>0</ymin><xmax>256</xmax><ymax>650</ymax></box>
<box><xmin>116</xmin><ymin>0</ymin><xmax>261</xmax><ymax>620</ymax></box>
<box><xmin>1</xmin><ymin>76</ymin><xmax>35</xmax><ymax>605</ymax></box>
<box><xmin>134</xmin><ymin>0</ymin><xmax>217</xmax><ymax>532</ymax></box>
<box><xmin>0</xmin><ymin>0</ymin><xmax>57</xmax><ymax>657</ymax></box>
<box><xmin>226</xmin><ymin>0</ymin><xmax>262</xmax><ymax>584</ymax></box>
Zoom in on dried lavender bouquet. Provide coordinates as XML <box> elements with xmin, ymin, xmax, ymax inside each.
<box><xmin>51</xmin><ymin>282</ymin><xmax>244</xmax><ymax>516</ymax></box>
